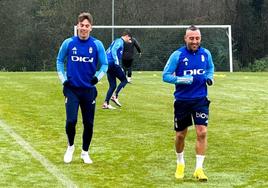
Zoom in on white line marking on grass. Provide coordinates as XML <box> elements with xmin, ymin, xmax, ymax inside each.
<box><xmin>0</xmin><ymin>120</ymin><xmax>78</xmax><ymax>188</ymax></box>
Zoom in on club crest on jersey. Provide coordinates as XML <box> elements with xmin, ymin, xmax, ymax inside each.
<box><xmin>89</xmin><ymin>47</ymin><xmax>93</xmax><ymax>54</ymax></box>
<box><xmin>201</xmin><ymin>55</ymin><xmax>205</xmax><ymax>62</ymax></box>
<box><xmin>72</xmin><ymin>47</ymin><xmax>77</xmax><ymax>54</ymax></box>
<box><xmin>183</xmin><ymin>57</ymin><xmax>189</xmax><ymax>66</ymax></box>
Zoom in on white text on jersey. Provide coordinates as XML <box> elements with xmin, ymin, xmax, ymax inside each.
<box><xmin>71</xmin><ymin>56</ymin><xmax>94</xmax><ymax>63</ymax></box>
<box><xmin>184</xmin><ymin>69</ymin><xmax>205</xmax><ymax>76</ymax></box>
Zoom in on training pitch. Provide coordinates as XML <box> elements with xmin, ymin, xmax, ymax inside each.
<box><xmin>0</xmin><ymin>72</ymin><xmax>267</xmax><ymax>187</ymax></box>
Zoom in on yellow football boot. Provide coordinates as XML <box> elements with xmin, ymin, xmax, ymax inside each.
<box><xmin>175</xmin><ymin>163</ymin><xmax>185</xmax><ymax>179</ymax></box>
<box><xmin>193</xmin><ymin>168</ymin><xmax>208</xmax><ymax>181</ymax></box>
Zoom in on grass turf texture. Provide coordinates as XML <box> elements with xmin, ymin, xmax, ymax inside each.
<box><xmin>0</xmin><ymin>72</ymin><xmax>267</xmax><ymax>187</ymax></box>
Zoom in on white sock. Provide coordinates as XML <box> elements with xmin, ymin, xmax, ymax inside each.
<box><xmin>196</xmin><ymin>155</ymin><xmax>205</xmax><ymax>169</ymax></box>
<box><xmin>68</xmin><ymin>145</ymin><xmax>74</xmax><ymax>150</ymax></box>
<box><xmin>81</xmin><ymin>150</ymin><xmax>88</xmax><ymax>154</ymax></box>
<box><xmin>176</xmin><ymin>151</ymin><xmax>185</xmax><ymax>165</ymax></box>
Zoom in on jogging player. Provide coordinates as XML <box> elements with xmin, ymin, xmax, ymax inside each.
<box><xmin>162</xmin><ymin>25</ymin><xmax>214</xmax><ymax>181</ymax></box>
<box><xmin>102</xmin><ymin>29</ymin><xmax>132</xmax><ymax>109</ymax></box>
<box><xmin>56</xmin><ymin>12</ymin><xmax>108</xmax><ymax>164</ymax></box>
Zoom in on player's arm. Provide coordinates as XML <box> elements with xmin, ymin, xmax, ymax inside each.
<box><xmin>204</xmin><ymin>49</ymin><xmax>215</xmax><ymax>86</ymax></box>
<box><xmin>111</xmin><ymin>39</ymin><xmax>122</xmax><ymax>65</ymax></box>
<box><xmin>162</xmin><ymin>51</ymin><xmax>193</xmax><ymax>85</ymax></box>
<box><xmin>56</xmin><ymin>38</ymin><xmax>72</xmax><ymax>85</ymax></box>
<box><xmin>133</xmin><ymin>38</ymin><xmax>141</xmax><ymax>53</ymax></box>
<box><xmin>94</xmin><ymin>40</ymin><xmax>108</xmax><ymax>82</ymax></box>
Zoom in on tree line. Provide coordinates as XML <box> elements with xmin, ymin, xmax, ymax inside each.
<box><xmin>0</xmin><ymin>0</ymin><xmax>267</xmax><ymax>71</ymax></box>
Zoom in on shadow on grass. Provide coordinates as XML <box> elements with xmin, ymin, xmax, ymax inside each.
<box><xmin>174</xmin><ymin>177</ymin><xmax>207</xmax><ymax>183</ymax></box>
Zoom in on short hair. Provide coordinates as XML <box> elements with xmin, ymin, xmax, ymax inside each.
<box><xmin>186</xmin><ymin>25</ymin><xmax>200</xmax><ymax>32</ymax></box>
<box><xmin>122</xmin><ymin>29</ymin><xmax>132</xmax><ymax>38</ymax></box>
<box><xmin>185</xmin><ymin>25</ymin><xmax>201</xmax><ymax>35</ymax></box>
<box><xmin>78</xmin><ymin>12</ymin><xmax>93</xmax><ymax>24</ymax></box>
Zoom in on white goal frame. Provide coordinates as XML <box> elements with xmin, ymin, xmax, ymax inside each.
<box><xmin>74</xmin><ymin>25</ymin><xmax>233</xmax><ymax>72</ymax></box>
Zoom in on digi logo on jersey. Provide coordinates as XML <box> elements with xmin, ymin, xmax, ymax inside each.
<box><xmin>184</xmin><ymin>69</ymin><xmax>205</xmax><ymax>76</ymax></box>
<box><xmin>71</xmin><ymin>56</ymin><xmax>94</xmax><ymax>63</ymax></box>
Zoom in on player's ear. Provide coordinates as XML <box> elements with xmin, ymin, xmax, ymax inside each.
<box><xmin>184</xmin><ymin>35</ymin><xmax>187</xmax><ymax>43</ymax></box>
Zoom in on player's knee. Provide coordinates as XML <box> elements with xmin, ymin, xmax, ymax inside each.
<box><xmin>84</xmin><ymin>126</ymin><xmax>93</xmax><ymax>134</ymax></box>
<box><xmin>83</xmin><ymin>121</ymin><xmax>93</xmax><ymax>129</ymax></box>
<box><xmin>110</xmin><ymin>84</ymin><xmax>116</xmax><ymax>91</ymax></box>
<box><xmin>176</xmin><ymin>131</ymin><xmax>186</xmax><ymax>141</ymax></box>
<box><xmin>66</xmin><ymin>119</ymin><xmax>77</xmax><ymax>127</ymax></box>
<box><xmin>65</xmin><ymin>119</ymin><xmax>77</xmax><ymax>136</ymax></box>
<box><xmin>196</xmin><ymin>127</ymin><xmax>207</xmax><ymax>139</ymax></box>
<box><xmin>198</xmin><ymin>132</ymin><xmax>207</xmax><ymax>140</ymax></box>
<box><xmin>122</xmin><ymin>79</ymin><xmax>128</xmax><ymax>86</ymax></box>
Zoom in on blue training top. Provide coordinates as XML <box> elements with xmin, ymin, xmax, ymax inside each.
<box><xmin>106</xmin><ymin>38</ymin><xmax>124</xmax><ymax>65</ymax></box>
<box><xmin>162</xmin><ymin>46</ymin><xmax>214</xmax><ymax>100</ymax></box>
<box><xmin>56</xmin><ymin>36</ymin><xmax>108</xmax><ymax>88</ymax></box>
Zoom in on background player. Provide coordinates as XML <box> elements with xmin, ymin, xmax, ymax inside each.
<box><xmin>102</xmin><ymin>29</ymin><xmax>132</xmax><ymax>109</ymax></box>
<box><xmin>122</xmin><ymin>35</ymin><xmax>142</xmax><ymax>83</ymax></box>
<box><xmin>162</xmin><ymin>25</ymin><xmax>214</xmax><ymax>181</ymax></box>
<box><xmin>56</xmin><ymin>12</ymin><xmax>108</xmax><ymax>164</ymax></box>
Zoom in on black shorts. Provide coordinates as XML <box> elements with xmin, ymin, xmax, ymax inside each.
<box><xmin>174</xmin><ymin>97</ymin><xmax>210</xmax><ymax>131</ymax></box>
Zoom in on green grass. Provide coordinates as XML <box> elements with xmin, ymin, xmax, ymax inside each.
<box><xmin>0</xmin><ymin>72</ymin><xmax>267</xmax><ymax>188</ymax></box>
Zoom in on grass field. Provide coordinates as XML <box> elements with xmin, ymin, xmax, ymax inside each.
<box><xmin>0</xmin><ymin>71</ymin><xmax>267</xmax><ymax>188</ymax></box>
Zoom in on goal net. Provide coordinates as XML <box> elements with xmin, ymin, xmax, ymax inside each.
<box><xmin>74</xmin><ymin>25</ymin><xmax>233</xmax><ymax>72</ymax></box>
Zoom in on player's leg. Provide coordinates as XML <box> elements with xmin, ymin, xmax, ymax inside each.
<box><xmin>193</xmin><ymin>125</ymin><xmax>208</xmax><ymax>180</ymax></box>
<box><xmin>127</xmin><ymin>59</ymin><xmax>133</xmax><ymax>78</ymax></box>
<box><xmin>193</xmin><ymin>97</ymin><xmax>210</xmax><ymax>181</ymax></box>
<box><xmin>122</xmin><ymin>59</ymin><xmax>127</xmax><ymax>76</ymax></box>
<box><xmin>175</xmin><ymin>129</ymin><xmax>187</xmax><ymax>180</ymax></box>
<box><xmin>63</xmin><ymin>86</ymin><xmax>79</xmax><ymax>163</ymax></box>
<box><xmin>174</xmin><ymin>100</ymin><xmax>192</xmax><ymax>179</ymax></box>
<box><xmin>112</xmin><ymin>65</ymin><xmax>128</xmax><ymax>107</ymax></box>
<box><xmin>175</xmin><ymin>129</ymin><xmax>188</xmax><ymax>156</ymax></box>
<box><xmin>79</xmin><ymin>87</ymin><xmax>97</xmax><ymax>164</ymax></box>
<box><xmin>195</xmin><ymin>125</ymin><xmax>207</xmax><ymax>156</ymax></box>
<box><xmin>103</xmin><ymin>66</ymin><xmax>117</xmax><ymax>109</ymax></box>
<box><xmin>124</xmin><ymin>59</ymin><xmax>133</xmax><ymax>82</ymax></box>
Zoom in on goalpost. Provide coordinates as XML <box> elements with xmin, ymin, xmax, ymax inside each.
<box><xmin>74</xmin><ymin>25</ymin><xmax>233</xmax><ymax>72</ymax></box>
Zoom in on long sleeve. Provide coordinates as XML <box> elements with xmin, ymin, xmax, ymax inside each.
<box><xmin>133</xmin><ymin>38</ymin><xmax>141</xmax><ymax>53</ymax></box>
<box><xmin>204</xmin><ymin>49</ymin><xmax>214</xmax><ymax>80</ymax></box>
<box><xmin>111</xmin><ymin>39</ymin><xmax>123</xmax><ymax>65</ymax></box>
<box><xmin>162</xmin><ymin>51</ymin><xmax>181</xmax><ymax>84</ymax></box>
<box><xmin>94</xmin><ymin>40</ymin><xmax>108</xmax><ymax>80</ymax></box>
<box><xmin>56</xmin><ymin>38</ymin><xmax>72</xmax><ymax>84</ymax></box>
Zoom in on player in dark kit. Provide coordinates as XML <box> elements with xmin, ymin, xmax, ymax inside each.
<box><xmin>162</xmin><ymin>25</ymin><xmax>214</xmax><ymax>181</ymax></box>
<box><xmin>122</xmin><ymin>36</ymin><xmax>141</xmax><ymax>83</ymax></box>
<box><xmin>56</xmin><ymin>12</ymin><xmax>108</xmax><ymax>164</ymax></box>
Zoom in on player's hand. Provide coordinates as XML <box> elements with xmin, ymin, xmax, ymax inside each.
<box><xmin>63</xmin><ymin>80</ymin><xmax>70</xmax><ymax>87</ymax></box>
<box><xmin>175</xmin><ymin>75</ymin><xmax>193</xmax><ymax>85</ymax></box>
<box><xmin>90</xmin><ymin>76</ymin><xmax>98</xmax><ymax>85</ymax></box>
<box><xmin>139</xmin><ymin>53</ymin><xmax>142</xmax><ymax>58</ymax></box>
<box><xmin>206</xmin><ymin>78</ymin><xmax>214</xmax><ymax>86</ymax></box>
